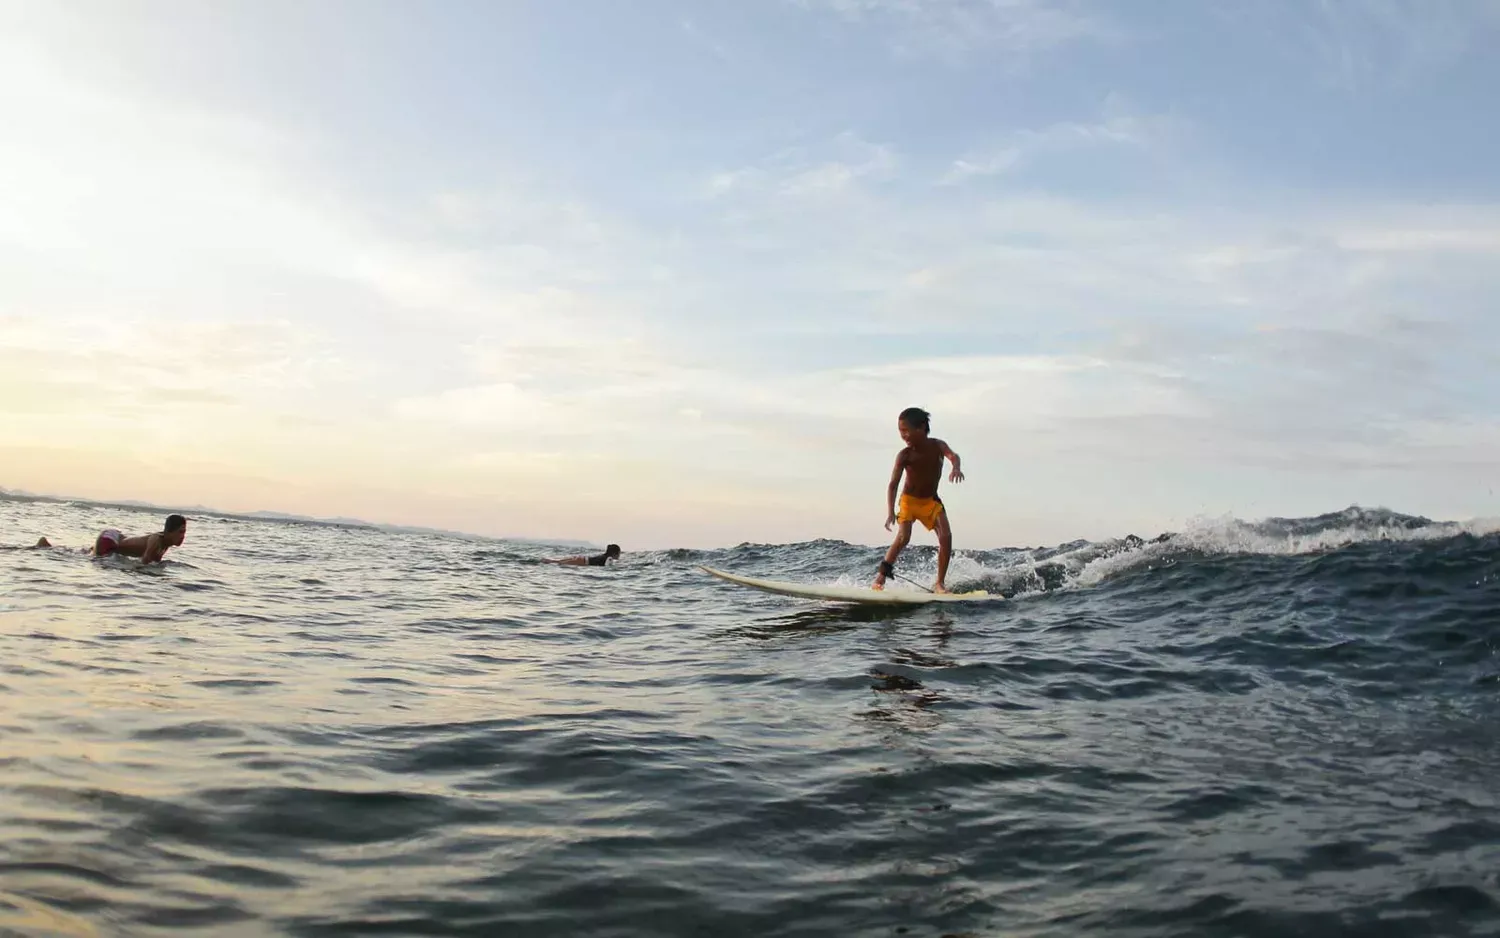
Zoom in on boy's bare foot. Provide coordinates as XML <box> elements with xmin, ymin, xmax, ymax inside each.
<box><xmin>871</xmin><ymin>574</ymin><xmax>886</xmax><ymax>591</ymax></box>
<box><xmin>933</xmin><ymin>582</ymin><xmax>950</xmax><ymax>594</ymax></box>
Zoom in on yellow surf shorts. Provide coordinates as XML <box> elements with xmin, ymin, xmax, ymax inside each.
<box><xmin>898</xmin><ymin>494</ymin><xmax>945</xmax><ymax>531</ymax></box>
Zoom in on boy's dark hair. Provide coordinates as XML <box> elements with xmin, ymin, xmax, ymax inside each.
<box><xmin>164</xmin><ymin>514</ymin><xmax>187</xmax><ymax>533</ymax></box>
<box><xmin>898</xmin><ymin>407</ymin><xmax>930</xmax><ymax>431</ymax></box>
<box><xmin>606</xmin><ymin>544</ymin><xmax>621</xmax><ymax>556</ymax></box>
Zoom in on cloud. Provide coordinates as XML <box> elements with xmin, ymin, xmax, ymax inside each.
<box><xmin>394</xmin><ymin>335</ymin><xmax>1197</xmax><ymax>470</ymax></box>
<box><xmin>705</xmin><ymin>132</ymin><xmax>898</xmax><ymax>199</ymax></box>
<box><xmin>6</xmin><ymin>3</ymin><xmax>1500</xmax><ymax>546</ymax></box>
<box><xmin>679</xmin><ymin>122</ymin><xmax>1500</xmax><ymax>483</ymax></box>
<box><xmin>798</xmin><ymin>0</ymin><xmax>1116</xmax><ymax>63</ymax></box>
<box><xmin>943</xmin><ymin>96</ymin><xmax>1178</xmax><ymax>184</ymax></box>
<box><xmin>1216</xmin><ymin>0</ymin><xmax>1500</xmax><ymax>92</ymax></box>
<box><xmin>0</xmin><ymin>315</ymin><xmax>356</xmax><ymax>399</ymax></box>
<box><xmin>0</xmin><ymin>33</ymin><xmax>662</xmax><ymax>350</ymax></box>
<box><xmin>679</xmin><ymin>18</ymin><xmax>732</xmax><ymax>61</ymax></box>
<box><xmin>1333</xmin><ymin>225</ymin><xmax>1500</xmax><ymax>256</ymax></box>
<box><xmin>0</xmin><ymin>313</ymin><xmax>371</xmax><ymax>472</ymax></box>
<box><xmin>393</xmin><ymin>382</ymin><xmax>567</xmax><ymax>431</ymax></box>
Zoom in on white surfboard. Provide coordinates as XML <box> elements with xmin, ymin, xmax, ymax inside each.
<box><xmin>699</xmin><ymin>565</ymin><xmax>1001</xmax><ymax>605</ymax></box>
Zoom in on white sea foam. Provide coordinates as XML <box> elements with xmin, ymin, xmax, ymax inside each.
<box><xmin>963</xmin><ymin>509</ymin><xmax>1500</xmax><ymax>595</ymax></box>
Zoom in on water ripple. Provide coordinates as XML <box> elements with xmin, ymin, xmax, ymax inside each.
<box><xmin>2</xmin><ymin>499</ymin><xmax>1498</xmax><ymax>935</ymax></box>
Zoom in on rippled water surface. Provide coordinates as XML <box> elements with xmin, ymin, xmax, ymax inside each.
<box><xmin>3</xmin><ymin>496</ymin><xmax>1499</xmax><ymax>937</ymax></box>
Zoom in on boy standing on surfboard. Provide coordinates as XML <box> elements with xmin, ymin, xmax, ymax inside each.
<box><xmin>873</xmin><ymin>407</ymin><xmax>964</xmax><ymax>593</ymax></box>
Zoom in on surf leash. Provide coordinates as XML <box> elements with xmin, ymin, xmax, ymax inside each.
<box><xmin>879</xmin><ymin>560</ymin><xmax>934</xmax><ymax>594</ymax></box>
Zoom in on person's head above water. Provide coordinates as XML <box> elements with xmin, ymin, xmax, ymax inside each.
<box><xmin>164</xmin><ymin>514</ymin><xmax>188</xmax><ymax>546</ymax></box>
<box><xmin>605</xmin><ymin>544</ymin><xmax>621</xmax><ymax>559</ymax></box>
<box><xmin>898</xmin><ymin>407</ymin><xmax>931</xmax><ymax>443</ymax></box>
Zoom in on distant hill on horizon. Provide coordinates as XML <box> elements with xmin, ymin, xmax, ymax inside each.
<box><xmin>0</xmin><ymin>487</ymin><xmax>596</xmax><ymax>549</ymax></box>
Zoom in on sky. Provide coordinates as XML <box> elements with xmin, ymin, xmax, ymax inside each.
<box><xmin>2</xmin><ymin>0</ymin><xmax>1499</xmax><ymax>550</ymax></box>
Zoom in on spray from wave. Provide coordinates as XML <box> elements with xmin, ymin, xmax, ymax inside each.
<box><xmin>950</xmin><ymin>506</ymin><xmax>1500</xmax><ymax>597</ymax></box>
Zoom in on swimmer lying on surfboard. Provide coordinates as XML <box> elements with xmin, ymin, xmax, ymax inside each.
<box><xmin>95</xmin><ymin>514</ymin><xmax>189</xmax><ymax>565</ymax></box>
<box><xmin>33</xmin><ymin>514</ymin><xmax>188</xmax><ymax>565</ymax></box>
<box><xmin>544</xmin><ymin>544</ymin><xmax>621</xmax><ymax>567</ymax></box>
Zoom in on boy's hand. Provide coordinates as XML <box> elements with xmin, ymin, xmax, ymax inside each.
<box><xmin>884</xmin><ymin>513</ymin><xmax>897</xmax><ymax>531</ymax></box>
<box><xmin>949</xmin><ymin>467</ymin><xmax>965</xmax><ymax>483</ymax></box>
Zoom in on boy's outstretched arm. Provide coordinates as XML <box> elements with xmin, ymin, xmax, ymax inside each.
<box><xmin>940</xmin><ymin>440</ymin><xmax>964</xmax><ymax>483</ymax></box>
<box><xmin>884</xmin><ymin>453</ymin><xmax>905</xmax><ymax>530</ymax></box>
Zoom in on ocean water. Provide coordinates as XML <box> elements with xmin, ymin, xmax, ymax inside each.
<box><xmin>2</xmin><ymin>496</ymin><xmax>1499</xmax><ymax>938</ymax></box>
